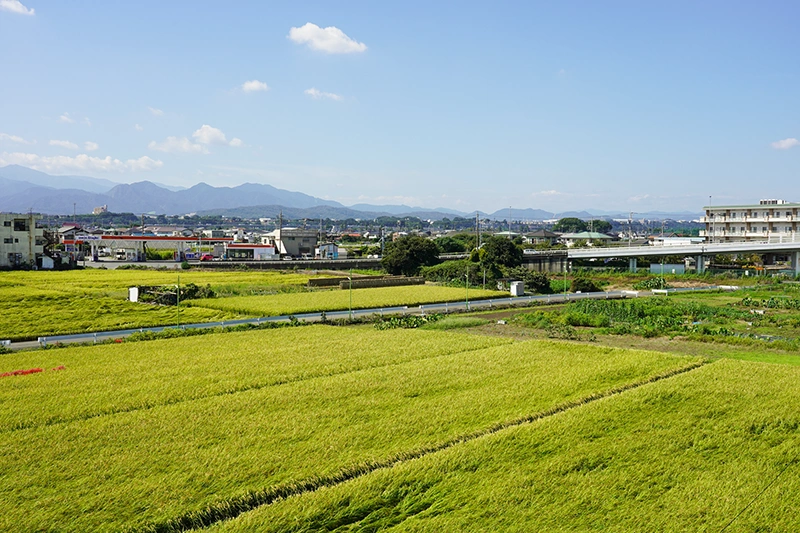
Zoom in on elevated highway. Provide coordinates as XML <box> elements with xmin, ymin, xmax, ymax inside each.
<box><xmin>525</xmin><ymin>235</ymin><xmax>800</xmax><ymax>274</ymax></box>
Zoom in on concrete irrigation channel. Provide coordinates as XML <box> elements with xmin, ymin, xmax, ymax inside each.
<box><xmin>4</xmin><ymin>285</ymin><xmax>735</xmax><ymax>351</ymax></box>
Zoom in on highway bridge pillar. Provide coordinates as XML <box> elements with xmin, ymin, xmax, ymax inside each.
<box><xmin>696</xmin><ymin>255</ymin><xmax>706</xmax><ymax>274</ymax></box>
<box><xmin>628</xmin><ymin>258</ymin><xmax>637</xmax><ymax>273</ymax></box>
<box><xmin>791</xmin><ymin>251</ymin><xmax>800</xmax><ymax>277</ymax></box>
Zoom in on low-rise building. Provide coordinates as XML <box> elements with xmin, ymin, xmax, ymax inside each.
<box><xmin>316</xmin><ymin>242</ymin><xmax>339</xmax><ymax>259</ymax></box>
<box><xmin>559</xmin><ymin>231</ymin><xmax>613</xmax><ymax>247</ymax></box>
<box><xmin>1</xmin><ymin>213</ymin><xmax>45</xmax><ymax>268</ymax></box>
<box><xmin>264</xmin><ymin>228</ymin><xmax>321</xmax><ymax>257</ymax></box>
<box><xmin>224</xmin><ymin>243</ymin><xmax>277</xmax><ymax>260</ymax></box>
<box><xmin>702</xmin><ymin>199</ymin><xmax>800</xmax><ymax>243</ymax></box>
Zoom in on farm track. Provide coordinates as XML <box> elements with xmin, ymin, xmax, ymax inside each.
<box><xmin>0</xmin><ymin>342</ymin><xmax>507</xmax><ymax>434</ymax></box>
<box><xmin>129</xmin><ymin>359</ymin><xmax>710</xmax><ymax>533</ymax></box>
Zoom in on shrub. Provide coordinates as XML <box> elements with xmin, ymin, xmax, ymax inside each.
<box><xmin>571</xmin><ymin>276</ymin><xmax>600</xmax><ymax>293</ymax></box>
<box><xmin>503</xmin><ymin>267</ymin><xmax>553</xmax><ymax>294</ymax></box>
<box><xmin>633</xmin><ymin>278</ymin><xmax>670</xmax><ymax>290</ymax></box>
<box><xmin>421</xmin><ymin>260</ymin><xmax>482</xmax><ymax>285</ymax></box>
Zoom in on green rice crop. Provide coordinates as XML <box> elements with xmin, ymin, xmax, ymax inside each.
<box><xmin>187</xmin><ymin>285</ymin><xmax>504</xmax><ymax>317</ymax></box>
<box><xmin>0</xmin><ymin>285</ymin><xmax>238</xmax><ymax>341</ymax></box>
<box><xmin>0</xmin><ymin>332</ymin><xmax>692</xmax><ymax>532</ymax></box>
<box><xmin>0</xmin><ymin>270</ymin><xmax>316</xmax><ymax>340</ymax></box>
<box><xmin>0</xmin><ymin>326</ymin><xmax>511</xmax><ymax>431</ymax></box>
<box><xmin>208</xmin><ymin>358</ymin><xmax>800</xmax><ymax>532</ymax></box>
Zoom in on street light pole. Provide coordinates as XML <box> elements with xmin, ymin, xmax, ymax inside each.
<box><xmin>348</xmin><ymin>269</ymin><xmax>353</xmax><ymax>320</ymax></box>
<box><xmin>465</xmin><ymin>269</ymin><xmax>469</xmax><ymax>311</ymax></box>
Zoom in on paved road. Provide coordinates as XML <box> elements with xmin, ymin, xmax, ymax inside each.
<box><xmin>4</xmin><ymin>285</ymin><xmax>733</xmax><ymax>351</ymax></box>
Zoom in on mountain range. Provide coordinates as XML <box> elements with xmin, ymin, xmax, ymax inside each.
<box><xmin>0</xmin><ymin>165</ymin><xmax>702</xmax><ymax>221</ymax></box>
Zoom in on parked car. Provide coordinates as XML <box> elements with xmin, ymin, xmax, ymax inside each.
<box><xmin>199</xmin><ymin>253</ymin><xmax>214</xmax><ymax>261</ymax></box>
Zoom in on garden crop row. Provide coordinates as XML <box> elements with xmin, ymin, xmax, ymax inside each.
<box><xmin>186</xmin><ymin>285</ymin><xmax>504</xmax><ymax>317</ymax></box>
<box><xmin>0</xmin><ymin>326</ymin><xmax>511</xmax><ymax>432</ymax></box>
<box><xmin>0</xmin><ymin>338</ymin><xmax>693</xmax><ymax>532</ymax></box>
<box><xmin>207</xmin><ymin>359</ymin><xmax>800</xmax><ymax>533</ymax></box>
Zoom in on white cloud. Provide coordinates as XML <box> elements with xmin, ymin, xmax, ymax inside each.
<box><xmin>192</xmin><ymin>124</ymin><xmax>242</xmax><ymax>147</ymax></box>
<box><xmin>242</xmin><ymin>80</ymin><xmax>269</xmax><ymax>92</ymax></box>
<box><xmin>59</xmin><ymin>112</ymin><xmax>75</xmax><ymax>124</ymax></box>
<box><xmin>0</xmin><ymin>133</ymin><xmax>34</xmax><ymax>144</ymax></box>
<box><xmin>49</xmin><ymin>139</ymin><xmax>79</xmax><ymax>150</ymax></box>
<box><xmin>0</xmin><ymin>152</ymin><xmax>163</xmax><ymax>173</ymax></box>
<box><xmin>772</xmin><ymin>138</ymin><xmax>800</xmax><ymax>150</ymax></box>
<box><xmin>148</xmin><ymin>136</ymin><xmax>208</xmax><ymax>154</ymax></box>
<box><xmin>304</xmin><ymin>87</ymin><xmax>343</xmax><ymax>101</ymax></box>
<box><xmin>83</xmin><ymin>117</ymin><xmax>92</xmax><ymax>126</ymax></box>
<box><xmin>127</xmin><ymin>156</ymin><xmax>163</xmax><ymax>172</ymax></box>
<box><xmin>288</xmin><ymin>23</ymin><xmax>367</xmax><ymax>54</ymax></box>
<box><xmin>84</xmin><ymin>141</ymin><xmax>99</xmax><ymax>152</ymax></box>
<box><xmin>0</xmin><ymin>0</ymin><xmax>34</xmax><ymax>15</ymax></box>
<box><xmin>531</xmin><ymin>190</ymin><xmax>565</xmax><ymax>197</ymax></box>
<box><xmin>148</xmin><ymin>106</ymin><xmax>164</xmax><ymax>117</ymax></box>
<box><xmin>629</xmin><ymin>194</ymin><xmax>651</xmax><ymax>202</ymax></box>
<box><xmin>134</xmin><ymin>124</ymin><xmax>143</xmax><ymax>131</ymax></box>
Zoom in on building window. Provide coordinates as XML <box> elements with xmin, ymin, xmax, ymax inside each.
<box><xmin>2</xmin><ymin>221</ymin><xmax>9</xmax><ymax>227</ymax></box>
<box><xmin>3</xmin><ymin>238</ymin><xmax>11</xmax><ymax>244</ymax></box>
<box><xmin>13</xmin><ymin>219</ymin><xmax>28</xmax><ymax>232</ymax></box>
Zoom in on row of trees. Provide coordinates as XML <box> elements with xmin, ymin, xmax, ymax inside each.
<box><xmin>380</xmin><ymin>234</ymin><xmax>552</xmax><ymax>293</ymax></box>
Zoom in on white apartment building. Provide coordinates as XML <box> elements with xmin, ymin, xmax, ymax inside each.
<box><xmin>0</xmin><ymin>213</ymin><xmax>45</xmax><ymax>268</ymax></box>
<box><xmin>701</xmin><ymin>199</ymin><xmax>800</xmax><ymax>243</ymax></box>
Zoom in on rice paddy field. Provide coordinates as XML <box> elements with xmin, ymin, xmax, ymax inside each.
<box><xmin>186</xmin><ymin>285</ymin><xmax>503</xmax><ymax>317</ymax></box>
<box><xmin>0</xmin><ymin>269</ymin><xmax>311</xmax><ymax>340</ymax></box>
<box><xmin>3</xmin><ymin>273</ymin><xmax>800</xmax><ymax>531</ymax></box>
<box><xmin>0</xmin><ymin>270</ymin><xmax>503</xmax><ymax>340</ymax></box>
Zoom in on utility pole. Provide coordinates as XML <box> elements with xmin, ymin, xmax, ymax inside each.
<box><xmin>278</xmin><ymin>210</ymin><xmax>283</xmax><ymax>256</ymax></box>
<box><xmin>465</xmin><ymin>268</ymin><xmax>469</xmax><ymax>311</ymax></box>
<box><xmin>476</xmin><ymin>212</ymin><xmax>482</xmax><ymax>248</ymax></box>
<box><xmin>348</xmin><ymin>269</ymin><xmax>353</xmax><ymax>320</ymax></box>
<box><xmin>628</xmin><ymin>211</ymin><xmax>633</xmax><ymax>247</ymax></box>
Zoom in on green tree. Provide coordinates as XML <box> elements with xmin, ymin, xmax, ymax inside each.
<box><xmin>381</xmin><ymin>235</ymin><xmax>440</xmax><ymax>276</ymax></box>
<box><xmin>434</xmin><ymin>236</ymin><xmax>467</xmax><ymax>254</ymax></box>
<box><xmin>480</xmin><ymin>236</ymin><xmax>523</xmax><ymax>269</ymax></box>
<box><xmin>591</xmin><ymin>220</ymin><xmax>612</xmax><ymax>234</ymax></box>
<box><xmin>552</xmin><ymin>217</ymin><xmax>587</xmax><ymax>233</ymax></box>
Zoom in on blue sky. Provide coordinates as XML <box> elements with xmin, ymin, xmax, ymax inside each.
<box><xmin>1</xmin><ymin>0</ymin><xmax>798</xmax><ymax>213</ymax></box>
